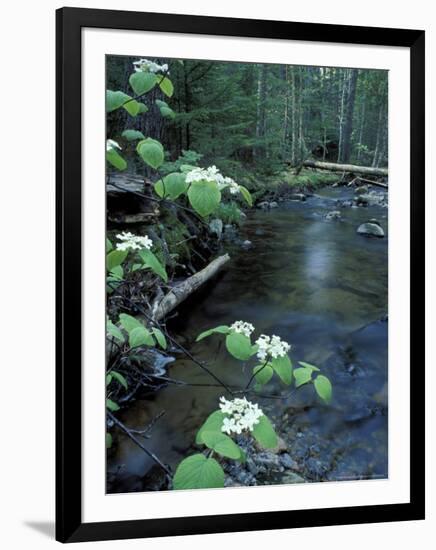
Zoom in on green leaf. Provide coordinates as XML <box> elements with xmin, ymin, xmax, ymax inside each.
<box><xmin>158</xmin><ymin>76</ymin><xmax>174</xmax><ymax>97</ymax></box>
<box><xmin>111</xmin><ymin>371</ymin><xmax>128</xmax><ymax>390</ymax></box>
<box><xmin>122</xmin><ymin>129</ymin><xmax>145</xmax><ymax>141</ymax></box>
<box><xmin>106</xmin><ymin>399</ymin><xmax>120</xmax><ymax>412</ymax></box>
<box><xmin>201</xmin><ymin>431</ymin><xmax>243</xmax><ymax>460</ymax></box>
<box><xmin>129</xmin><ymin>326</ymin><xmax>155</xmax><ymax>348</ymax></box>
<box><xmin>106</xmin><ymin>238</ymin><xmax>113</xmax><ymax>252</ymax></box>
<box><xmin>239</xmin><ymin>185</ymin><xmax>253</xmax><ymax>206</ymax></box>
<box><xmin>293</xmin><ymin>367</ymin><xmax>313</xmax><ymax>388</ymax></box>
<box><xmin>138</xmin><ymin>249</ymin><xmax>168</xmax><ymax>282</ymax></box>
<box><xmin>160</xmin><ymin>106</ymin><xmax>176</xmax><ymax>119</ymax></box>
<box><xmin>155</xmin><ymin>173</ymin><xmax>188</xmax><ymax>199</ymax></box>
<box><xmin>137</xmin><ymin>102</ymin><xmax>148</xmax><ymax>114</ymax></box>
<box><xmin>137</xmin><ymin>140</ymin><xmax>164</xmax><ymax>169</ymax></box>
<box><xmin>314</xmin><ymin>375</ymin><xmax>332</xmax><ymax>403</ymax></box>
<box><xmin>106</xmin><ymin>90</ymin><xmax>130</xmax><ymax>112</ymax></box>
<box><xmin>252</xmin><ymin>415</ymin><xmax>278</xmax><ymax>449</ymax></box>
<box><xmin>188</xmin><ymin>180</ymin><xmax>221</xmax><ymax>217</ymax></box>
<box><xmin>271</xmin><ymin>355</ymin><xmax>293</xmax><ymax>385</ymax></box>
<box><xmin>173</xmin><ymin>454</ymin><xmax>225</xmax><ymax>490</ymax></box>
<box><xmin>225</xmin><ymin>332</ymin><xmax>252</xmax><ymax>361</ymax></box>
<box><xmin>196</xmin><ymin>325</ymin><xmax>230</xmax><ymax>342</ymax></box>
<box><xmin>123</xmin><ymin>99</ymin><xmax>140</xmax><ymax>117</ymax></box>
<box><xmin>298</xmin><ymin>361</ymin><xmax>320</xmax><ymax>372</ymax></box>
<box><xmin>106</xmin><ymin>249</ymin><xmax>128</xmax><ymax>271</ymax></box>
<box><xmin>106</xmin><ymin>432</ymin><xmax>113</xmax><ymax>448</ymax></box>
<box><xmin>107</xmin><ymin>320</ymin><xmax>125</xmax><ymax>343</ymax></box>
<box><xmin>180</xmin><ymin>164</ymin><xmax>197</xmax><ymax>173</ymax></box>
<box><xmin>196</xmin><ymin>410</ymin><xmax>226</xmax><ymax>444</ymax></box>
<box><xmin>129</xmin><ymin>71</ymin><xmax>157</xmax><ymax>95</ymax></box>
<box><xmin>109</xmin><ymin>265</ymin><xmax>123</xmax><ymax>281</ymax></box>
<box><xmin>106</xmin><ymin>374</ymin><xmax>112</xmax><ymax>386</ymax></box>
<box><xmin>253</xmin><ymin>363</ymin><xmax>274</xmax><ymax>385</ymax></box>
<box><xmin>152</xmin><ymin>327</ymin><xmax>167</xmax><ymax>349</ymax></box>
<box><xmin>106</xmin><ymin>148</ymin><xmax>127</xmax><ymax>171</ymax></box>
<box><xmin>119</xmin><ymin>313</ymin><xmax>143</xmax><ymax>334</ymax></box>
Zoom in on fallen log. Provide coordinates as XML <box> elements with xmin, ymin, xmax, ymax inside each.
<box><xmin>152</xmin><ymin>254</ymin><xmax>230</xmax><ymax>321</ymax></box>
<box><xmin>302</xmin><ymin>160</ymin><xmax>388</xmax><ymax>178</ymax></box>
<box><xmin>347</xmin><ymin>176</ymin><xmax>388</xmax><ymax>189</ymax></box>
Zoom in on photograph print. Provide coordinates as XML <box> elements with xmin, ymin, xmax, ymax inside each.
<box><xmin>105</xmin><ymin>54</ymin><xmax>388</xmax><ymax>494</ymax></box>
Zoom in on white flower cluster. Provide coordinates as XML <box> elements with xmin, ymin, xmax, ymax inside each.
<box><xmin>185</xmin><ymin>165</ymin><xmax>240</xmax><ymax>193</ymax></box>
<box><xmin>255</xmin><ymin>334</ymin><xmax>291</xmax><ymax>362</ymax></box>
<box><xmin>115</xmin><ymin>231</ymin><xmax>153</xmax><ymax>252</ymax></box>
<box><xmin>219</xmin><ymin>397</ymin><xmax>264</xmax><ymax>435</ymax></box>
<box><xmin>230</xmin><ymin>320</ymin><xmax>255</xmax><ymax>338</ymax></box>
<box><xmin>133</xmin><ymin>58</ymin><xmax>169</xmax><ymax>74</ymax></box>
<box><xmin>106</xmin><ymin>139</ymin><xmax>121</xmax><ymax>152</ymax></box>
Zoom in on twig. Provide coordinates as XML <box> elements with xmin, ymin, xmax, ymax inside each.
<box><xmin>107</xmin><ymin>411</ymin><xmax>172</xmax><ymax>477</ymax></box>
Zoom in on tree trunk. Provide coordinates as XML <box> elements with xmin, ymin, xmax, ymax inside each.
<box><xmin>340</xmin><ymin>69</ymin><xmax>358</xmax><ymax>163</ymax></box>
<box><xmin>255</xmin><ymin>64</ymin><xmax>267</xmax><ymax>159</ymax></box>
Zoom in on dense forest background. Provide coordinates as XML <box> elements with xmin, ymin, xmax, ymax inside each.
<box><xmin>107</xmin><ymin>57</ymin><xmax>388</xmax><ymax>181</ymax></box>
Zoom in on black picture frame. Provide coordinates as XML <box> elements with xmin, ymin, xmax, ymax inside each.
<box><xmin>56</xmin><ymin>7</ymin><xmax>425</xmax><ymax>543</ymax></box>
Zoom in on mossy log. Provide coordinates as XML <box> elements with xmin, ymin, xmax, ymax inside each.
<box><xmin>152</xmin><ymin>254</ymin><xmax>230</xmax><ymax>320</ymax></box>
<box><xmin>302</xmin><ymin>160</ymin><xmax>388</xmax><ymax>178</ymax></box>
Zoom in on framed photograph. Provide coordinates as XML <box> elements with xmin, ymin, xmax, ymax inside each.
<box><xmin>56</xmin><ymin>7</ymin><xmax>425</xmax><ymax>543</ymax></box>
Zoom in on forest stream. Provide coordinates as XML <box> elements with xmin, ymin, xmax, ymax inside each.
<box><xmin>108</xmin><ymin>186</ymin><xmax>388</xmax><ymax>492</ymax></box>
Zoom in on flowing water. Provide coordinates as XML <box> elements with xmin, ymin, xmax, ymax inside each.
<box><xmin>108</xmin><ymin>187</ymin><xmax>388</xmax><ymax>491</ymax></box>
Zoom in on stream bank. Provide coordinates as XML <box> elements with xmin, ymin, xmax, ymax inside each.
<box><xmin>107</xmin><ymin>185</ymin><xmax>388</xmax><ymax>493</ymax></box>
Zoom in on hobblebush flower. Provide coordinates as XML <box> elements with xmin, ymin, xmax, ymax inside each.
<box><xmin>115</xmin><ymin>231</ymin><xmax>153</xmax><ymax>252</ymax></box>
<box><xmin>219</xmin><ymin>396</ymin><xmax>263</xmax><ymax>435</ymax></box>
<box><xmin>106</xmin><ymin>139</ymin><xmax>122</xmax><ymax>152</ymax></box>
<box><xmin>133</xmin><ymin>58</ymin><xmax>169</xmax><ymax>74</ymax></box>
<box><xmin>230</xmin><ymin>321</ymin><xmax>255</xmax><ymax>338</ymax></box>
<box><xmin>185</xmin><ymin>165</ymin><xmax>241</xmax><ymax>194</ymax></box>
<box><xmin>255</xmin><ymin>334</ymin><xmax>291</xmax><ymax>362</ymax></box>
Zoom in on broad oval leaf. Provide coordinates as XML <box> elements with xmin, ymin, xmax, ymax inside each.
<box><xmin>225</xmin><ymin>332</ymin><xmax>252</xmax><ymax>361</ymax></box>
<box><xmin>106</xmin><ymin>249</ymin><xmax>128</xmax><ymax>271</ymax></box>
<box><xmin>111</xmin><ymin>371</ymin><xmax>128</xmax><ymax>390</ymax></box>
<box><xmin>129</xmin><ymin>71</ymin><xmax>157</xmax><ymax>95</ymax></box>
<box><xmin>196</xmin><ymin>410</ymin><xmax>226</xmax><ymax>444</ymax></box>
<box><xmin>106</xmin><ymin>148</ymin><xmax>127</xmax><ymax>171</ymax></box>
<box><xmin>137</xmin><ymin>141</ymin><xmax>164</xmax><ymax>169</ymax></box>
<box><xmin>106</xmin><ymin>398</ymin><xmax>120</xmax><ymax>412</ymax></box>
<box><xmin>106</xmin><ymin>90</ymin><xmax>130</xmax><ymax>112</ymax></box>
<box><xmin>152</xmin><ymin>327</ymin><xmax>167</xmax><ymax>349</ymax></box>
<box><xmin>314</xmin><ymin>374</ymin><xmax>332</xmax><ymax>403</ymax></box>
<box><xmin>298</xmin><ymin>361</ymin><xmax>320</xmax><ymax>372</ymax></box>
<box><xmin>201</xmin><ymin>431</ymin><xmax>243</xmax><ymax>460</ymax></box>
<box><xmin>138</xmin><ymin>249</ymin><xmax>168</xmax><ymax>282</ymax></box>
<box><xmin>129</xmin><ymin>326</ymin><xmax>155</xmax><ymax>348</ymax></box>
<box><xmin>253</xmin><ymin>363</ymin><xmax>274</xmax><ymax>385</ymax></box>
<box><xmin>106</xmin><ymin>433</ymin><xmax>113</xmax><ymax>448</ymax></box>
<box><xmin>293</xmin><ymin>366</ymin><xmax>313</xmax><ymax>388</ymax></box>
<box><xmin>122</xmin><ymin>129</ymin><xmax>145</xmax><ymax>141</ymax></box>
<box><xmin>173</xmin><ymin>454</ymin><xmax>225</xmax><ymax>490</ymax></box>
<box><xmin>271</xmin><ymin>355</ymin><xmax>293</xmax><ymax>385</ymax></box>
<box><xmin>158</xmin><ymin>76</ymin><xmax>174</xmax><ymax>97</ymax></box>
<box><xmin>187</xmin><ymin>180</ymin><xmax>221</xmax><ymax>217</ymax></box>
<box><xmin>119</xmin><ymin>313</ymin><xmax>143</xmax><ymax>334</ymax></box>
<box><xmin>106</xmin><ymin>320</ymin><xmax>125</xmax><ymax>343</ymax></box>
<box><xmin>196</xmin><ymin>325</ymin><xmax>230</xmax><ymax>342</ymax></box>
<box><xmin>252</xmin><ymin>415</ymin><xmax>278</xmax><ymax>449</ymax></box>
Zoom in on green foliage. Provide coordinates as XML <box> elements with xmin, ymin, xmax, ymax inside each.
<box><xmin>119</xmin><ymin>313</ymin><xmax>143</xmax><ymax>333</ymax></box>
<box><xmin>252</xmin><ymin>415</ymin><xmax>278</xmax><ymax>449</ymax></box>
<box><xmin>253</xmin><ymin>363</ymin><xmax>274</xmax><ymax>385</ymax></box>
<box><xmin>201</xmin><ymin>431</ymin><xmax>242</xmax><ymax>460</ymax></box>
<box><xmin>225</xmin><ymin>332</ymin><xmax>253</xmax><ymax>361</ymax></box>
<box><xmin>152</xmin><ymin>327</ymin><xmax>167</xmax><ymax>349</ymax></box>
<box><xmin>111</xmin><ymin>371</ymin><xmax>128</xmax><ymax>390</ymax></box>
<box><xmin>195</xmin><ymin>410</ymin><xmax>226</xmax><ymax>444</ymax></box>
<box><xmin>173</xmin><ymin>454</ymin><xmax>225</xmax><ymax>490</ymax></box>
<box><xmin>161</xmin><ymin>150</ymin><xmax>203</xmax><ymax>175</ymax></box>
<box><xmin>106</xmin><ymin>250</ymin><xmax>128</xmax><ymax>271</ymax></box>
<box><xmin>214</xmin><ymin>201</ymin><xmax>242</xmax><ymax>225</ymax></box>
<box><xmin>138</xmin><ymin>249</ymin><xmax>168</xmax><ymax>282</ymax></box>
<box><xmin>106</xmin><ymin>433</ymin><xmax>113</xmax><ymax>448</ymax></box>
<box><xmin>106</xmin><ymin>148</ymin><xmax>127</xmax><ymax>171</ymax></box>
<box><xmin>128</xmin><ymin>72</ymin><xmax>157</xmax><ymax>95</ymax></box>
<box><xmin>154</xmin><ymin>172</ymin><xmax>188</xmax><ymax>199</ymax></box>
<box><xmin>129</xmin><ymin>326</ymin><xmax>154</xmax><ymax>348</ymax></box>
<box><xmin>314</xmin><ymin>375</ymin><xmax>332</xmax><ymax>403</ymax></box>
<box><xmin>158</xmin><ymin>76</ymin><xmax>174</xmax><ymax>97</ymax></box>
<box><xmin>293</xmin><ymin>366</ymin><xmax>314</xmax><ymax>388</ymax></box>
<box><xmin>187</xmin><ymin>180</ymin><xmax>221</xmax><ymax>217</ymax></box>
<box><xmin>122</xmin><ymin>129</ymin><xmax>145</xmax><ymax>141</ymax></box>
<box><xmin>196</xmin><ymin>325</ymin><xmax>230</xmax><ymax>342</ymax></box>
<box><xmin>107</xmin><ymin>319</ymin><xmax>125</xmax><ymax>343</ymax></box>
<box><xmin>106</xmin><ymin>398</ymin><xmax>120</xmax><ymax>412</ymax></box>
<box><xmin>137</xmin><ymin>138</ymin><xmax>164</xmax><ymax>169</ymax></box>
<box><xmin>271</xmin><ymin>355</ymin><xmax>293</xmax><ymax>385</ymax></box>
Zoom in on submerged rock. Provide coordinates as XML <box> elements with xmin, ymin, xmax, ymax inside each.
<box><xmin>357</xmin><ymin>222</ymin><xmax>385</xmax><ymax>238</ymax></box>
<box><xmin>289</xmin><ymin>193</ymin><xmax>306</xmax><ymax>201</ymax></box>
<box><xmin>354</xmin><ymin>185</ymin><xmax>369</xmax><ymax>195</ymax></box>
<box><xmin>325</xmin><ymin>210</ymin><xmax>341</xmax><ymax>221</ymax></box>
